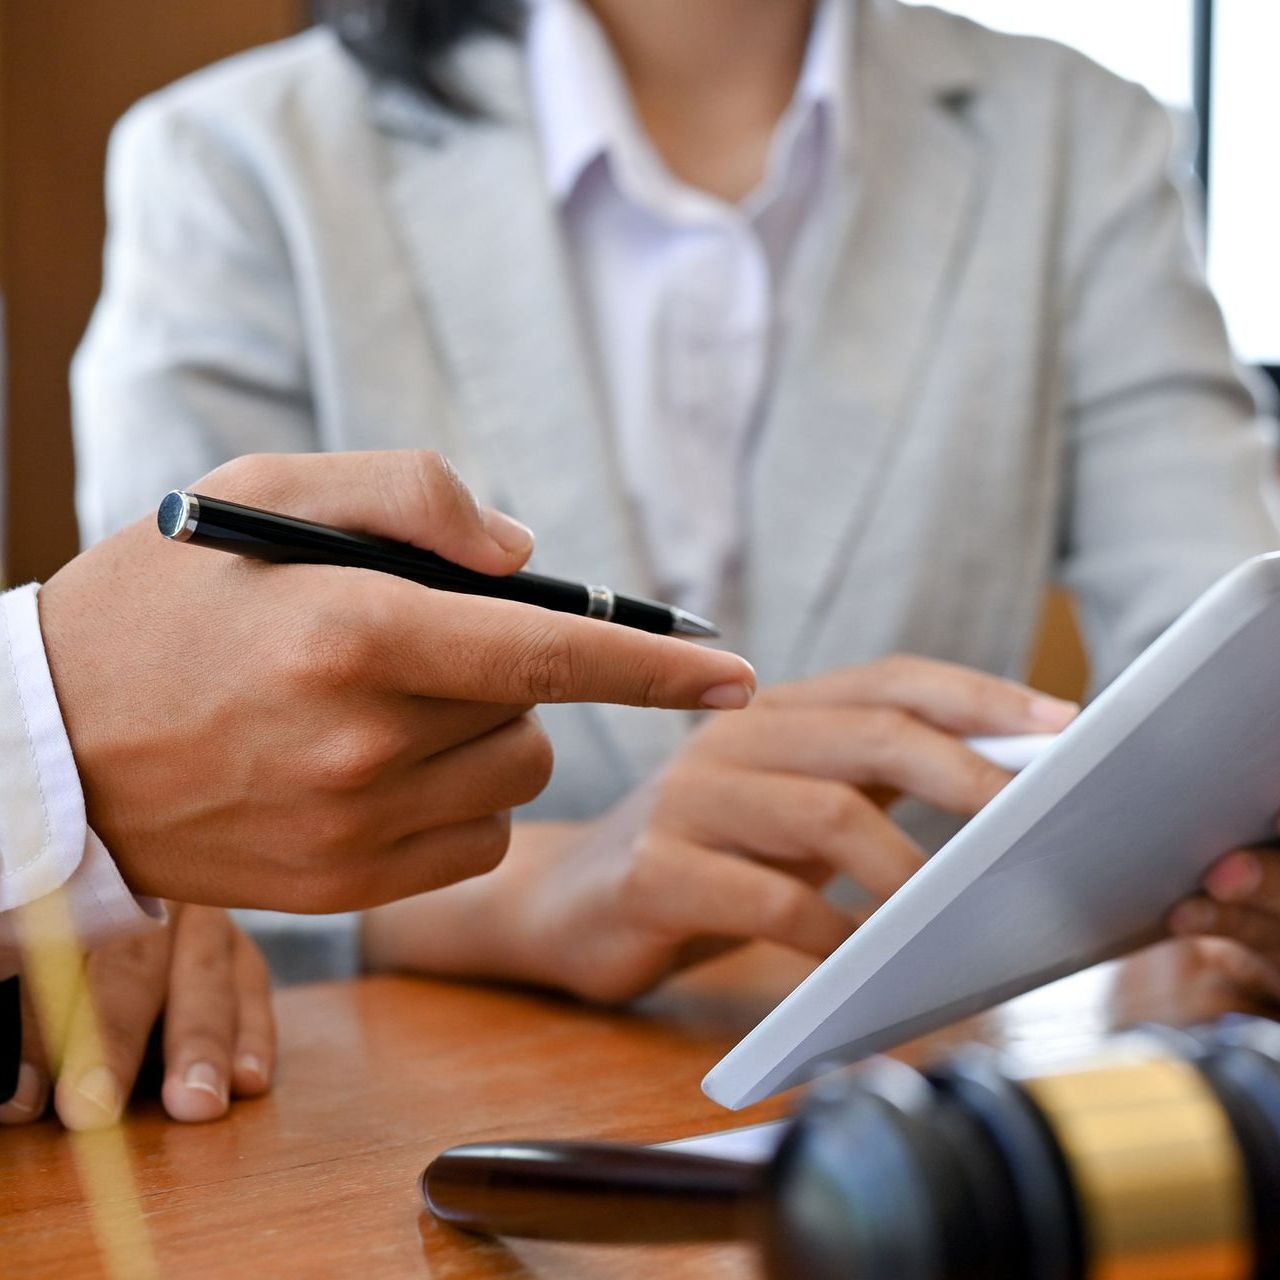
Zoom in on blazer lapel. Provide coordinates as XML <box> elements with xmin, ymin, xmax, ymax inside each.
<box><xmin>370</xmin><ymin>42</ymin><xmax>689</xmax><ymax>781</ymax></box>
<box><xmin>748</xmin><ymin>1</ymin><xmax>990</xmax><ymax>679</ymax></box>
<box><xmin>370</xmin><ymin>39</ymin><xmax>647</xmax><ymax>596</ymax></box>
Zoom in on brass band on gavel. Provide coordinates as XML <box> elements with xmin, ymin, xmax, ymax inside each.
<box><xmin>1024</xmin><ymin>1054</ymin><xmax>1249</xmax><ymax>1280</ymax></box>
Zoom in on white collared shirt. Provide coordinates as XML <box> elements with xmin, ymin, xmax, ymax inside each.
<box><xmin>527</xmin><ymin>0</ymin><xmax>850</xmax><ymax>618</ymax></box>
<box><xmin>0</xmin><ymin>584</ymin><xmax>160</xmax><ymax>975</ymax></box>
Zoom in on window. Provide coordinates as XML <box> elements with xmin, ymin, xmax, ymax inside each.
<box><xmin>1205</xmin><ymin>1</ymin><xmax>1280</xmax><ymax>366</ymax></box>
<box><xmin>899</xmin><ymin>1</ymin><xmax>1194</xmax><ymax>109</ymax></box>
<box><xmin>903</xmin><ymin>0</ymin><xmax>1280</xmax><ymax>374</ymax></box>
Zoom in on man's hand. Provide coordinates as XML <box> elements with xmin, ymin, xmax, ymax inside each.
<box><xmin>1169</xmin><ymin>842</ymin><xmax>1280</xmax><ymax>998</ymax></box>
<box><xmin>38</xmin><ymin>450</ymin><xmax>756</xmax><ymax>912</ymax></box>
<box><xmin>0</xmin><ymin>905</ymin><xmax>273</xmax><ymax>1130</ymax></box>
<box><xmin>364</xmin><ymin>656</ymin><xmax>1078</xmax><ymax>1003</ymax></box>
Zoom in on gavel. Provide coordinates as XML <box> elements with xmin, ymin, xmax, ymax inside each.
<box><xmin>423</xmin><ymin>1016</ymin><xmax>1280</xmax><ymax>1279</ymax></box>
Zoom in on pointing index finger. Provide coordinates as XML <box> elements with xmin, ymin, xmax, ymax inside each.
<box><xmin>368</xmin><ymin>584</ymin><xmax>757</xmax><ymax>710</ymax></box>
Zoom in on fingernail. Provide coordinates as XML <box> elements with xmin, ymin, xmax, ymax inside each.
<box><xmin>235</xmin><ymin>1054</ymin><xmax>267</xmax><ymax>1086</ymax></box>
<box><xmin>482</xmin><ymin>509</ymin><xmax>535</xmax><ymax>557</ymax></box>
<box><xmin>700</xmin><ymin>682</ymin><xmax>754</xmax><ymax>711</ymax></box>
<box><xmin>182</xmin><ymin>1061</ymin><xmax>226</xmax><ymax>1103</ymax></box>
<box><xmin>74</xmin><ymin>1065</ymin><xmax>123</xmax><ymax>1122</ymax></box>
<box><xmin>1205</xmin><ymin>853</ymin><xmax>1262</xmax><ymax>902</ymax></box>
<box><xmin>0</xmin><ymin>1063</ymin><xmax>47</xmax><ymax>1122</ymax></box>
<box><xmin>1029</xmin><ymin>695</ymin><xmax>1080</xmax><ymax>730</ymax></box>
<box><xmin>1169</xmin><ymin>900</ymin><xmax>1217</xmax><ymax>934</ymax></box>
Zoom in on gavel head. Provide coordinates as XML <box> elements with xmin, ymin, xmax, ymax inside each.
<box><xmin>762</xmin><ymin>1017</ymin><xmax>1280</xmax><ymax>1280</ymax></box>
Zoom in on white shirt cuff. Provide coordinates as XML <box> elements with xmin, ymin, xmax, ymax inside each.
<box><xmin>0</xmin><ymin>584</ymin><xmax>163</xmax><ymax>959</ymax></box>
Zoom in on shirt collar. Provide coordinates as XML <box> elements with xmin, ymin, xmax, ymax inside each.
<box><xmin>527</xmin><ymin>0</ymin><xmax>853</xmax><ymax>207</ymax></box>
<box><xmin>796</xmin><ymin>0</ymin><xmax>851</xmax><ymax>143</ymax></box>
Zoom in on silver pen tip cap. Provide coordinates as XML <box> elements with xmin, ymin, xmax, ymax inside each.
<box><xmin>157</xmin><ymin>491</ymin><xmax>201</xmax><ymax>542</ymax></box>
<box><xmin>670</xmin><ymin>608</ymin><xmax>721</xmax><ymax>639</ymax></box>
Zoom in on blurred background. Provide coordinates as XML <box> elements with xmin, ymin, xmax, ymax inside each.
<box><xmin>0</xmin><ymin>0</ymin><xmax>1275</xmax><ymax>700</ymax></box>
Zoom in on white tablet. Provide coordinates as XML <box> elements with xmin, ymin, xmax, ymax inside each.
<box><xmin>704</xmin><ymin>553</ymin><xmax>1280</xmax><ymax>1109</ymax></box>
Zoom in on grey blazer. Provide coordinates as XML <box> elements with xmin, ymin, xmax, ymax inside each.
<box><xmin>73</xmin><ymin>1</ymin><xmax>1280</xmax><ymax>824</ymax></box>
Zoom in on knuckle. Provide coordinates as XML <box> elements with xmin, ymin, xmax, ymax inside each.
<box><xmin>415</xmin><ymin>449</ymin><xmax>476</xmax><ymax>514</ymax></box>
<box><xmin>170</xmin><ymin>1022</ymin><xmax>226</xmax><ymax>1054</ymax></box>
<box><xmin>91</xmin><ymin>1008</ymin><xmax>152</xmax><ymax>1056</ymax></box>
<box><xmin>760</xmin><ymin>883</ymin><xmax>812</xmax><ymax>938</ymax></box>
<box><xmin>812</xmin><ymin>786</ymin><xmax>864</xmax><ymax>840</ymax></box>
<box><xmin>91</xmin><ymin>935</ymin><xmax>161</xmax><ymax>983</ymax></box>
<box><xmin>633</xmin><ymin>658</ymin><xmax>667</xmax><ymax>710</ymax></box>
<box><xmin>614</xmin><ymin>834</ymin><xmax>669</xmax><ymax>909</ymax></box>
<box><xmin>964</xmin><ymin>756</ymin><xmax>1007</xmax><ymax>805</ymax></box>
<box><xmin>176</xmin><ymin>940</ymin><xmax>227</xmax><ymax>983</ymax></box>
<box><xmin>505</xmin><ymin>717</ymin><xmax>555</xmax><ymax>803</ymax></box>
<box><xmin>963</xmin><ymin>674</ymin><xmax>1006</xmax><ymax>721</ymax></box>
<box><xmin>289</xmin><ymin>601</ymin><xmax>376</xmax><ymax>689</ymax></box>
<box><xmin>651</xmin><ymin>757</ymin><xmax>697</xmax><ymax>808</ymax></box>
<box><xmin>304</xmin><ymin>721</ymin><xmax>402</xmax><ymax>792</ymax></box>
<box><xmin>303</xmin><ymin>797</ymin><xmax>367</xmax><ymax>853</ymax></box>
<box><xmin>873</xmin><ymin>653</ymin><xmax>919</xmax><ymax>685</ymax></box>
<box><xmin>202</xmin><ymin>452</ymin><xmax>267</xmax><ymax>495</ymax></box>
<box><xmin>860</xmin><ymin>707</ymin><xmax>910</xmax><ymax>755</ymax></box>
<box><xmin>416</xmin><ymin>448</ymin><xmax>452</xmax><ymax>487</ymax></box>
<box><xmin>568</xmin><ymin>971</ymin><xmax>633</xmax><ymax>1006</ymax></box>
<box><xmin>510</xmin><ymin>621</ymin><xmax>578</xmax><ymax>703</ymax></box>
<box><xmin>288</xmin><ymin>869</ymin><xmax>358</xmax><ymax>915</ymax></box>
<box><xmin>460</xmin><ymin>813</ymin><xmax>513</xmax><ymax>877</ymax></box>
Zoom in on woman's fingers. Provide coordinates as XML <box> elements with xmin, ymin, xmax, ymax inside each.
<box><xmin>161</xmin><ymin>907</ymin><xmax>237</xmax><ymax>1122</ymax></box>
<box><xmin>1202</xmin><ymin>848</ymin><xmax>1280</xmax><ymax>912</ymax></box>
<box><xmin>627</xmin><ymin>836</ymin><xmax>861</xmax><ymax>961</ymax></box>
<box><xmin>1169</xmin><ymin>895</ymin><xmax>1280</xmax><ymax>965</ymax></box>
<box><xmin>705</xmin><ymin>706</ymin><xmax>1015</xmax><ymax>816</ymax></box>
<box><xmin>0</xmin><ymin>983</ymin><xmax>51</xmax><ymax>1125</ymax></box>
<box><xmin>229</xmin><ymin>930</ymin><xmax>275</xmax><ymax>1098</ymax></box>
<box><xmin>762</xmin><ymin>655</ymin><xmax>1078</xmax><ymax>735</ymax></box>
<box><xmin>1167</xmin><ymin>848</ymin><xmax>1280</xmax><ymax>986</ymax></box>
<box><xmin>54</xmin><ymin>926</ymin><xmax>174</xmax><ymax>1131</ymax></box>
<box><xmin>660</xmin><ymin>765</ymin><xmax>926</xmax><ymax>902</ymax></box>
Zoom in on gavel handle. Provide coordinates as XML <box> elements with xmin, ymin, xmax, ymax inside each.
<box><xmin>421</xmin><ymin>1140</ymin><xmax>765</xmax><ymax>1243</ymax></box>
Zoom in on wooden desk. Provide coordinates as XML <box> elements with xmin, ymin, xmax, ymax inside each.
<box><xmin>0</xmin><ymin>941</ymin><xmax>1266</xmax><ymax>1279</ymax></box>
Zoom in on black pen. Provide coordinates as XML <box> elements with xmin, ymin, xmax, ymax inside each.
<box><xmin>157</xmin><ymin>491</ymin><xmax>720</xmax><ymax>638</ymax></box>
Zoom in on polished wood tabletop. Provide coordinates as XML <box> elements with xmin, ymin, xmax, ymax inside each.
<box><xmin>0</xmin><ymin>940</ymin><xmax>1267</xmax><ymax>1280</ymax></box>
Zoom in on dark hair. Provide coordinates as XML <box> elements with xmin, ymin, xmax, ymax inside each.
<box><xmin>325</xmin><ymin>0</ymin><xmax>525</xmax><ymax>114</ymax></box>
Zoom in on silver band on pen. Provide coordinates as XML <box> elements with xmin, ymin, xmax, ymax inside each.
<box><xmin>585</xmin><ymin>585</ymin><xmax>616</xmax><ymax>621</ymax></box>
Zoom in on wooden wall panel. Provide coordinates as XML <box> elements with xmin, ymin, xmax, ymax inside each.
<box><xmin>1</xmin><ymin>0</ymin><xmax>305</xmax><ymax>584</ymax></box>
<box><xmin>1028</xmin><ymin>587</ymin><xmax>1089</xmax><ymax>703</ymax></box>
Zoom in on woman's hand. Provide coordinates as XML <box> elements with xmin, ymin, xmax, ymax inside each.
<box><xmin>0</xmin><ymin>905</ymin><xmax>274</xmax><ymax>1130</ymax></box>
<box><xmin>1169</xmin><ymin>842</ymin><xmax>1280</xmax><ymax>999</ymax></box>
<box><xmin>364</xmin><ymin>656</ymin><xmax>1078</xmax><ymax>1003</ymax></box>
